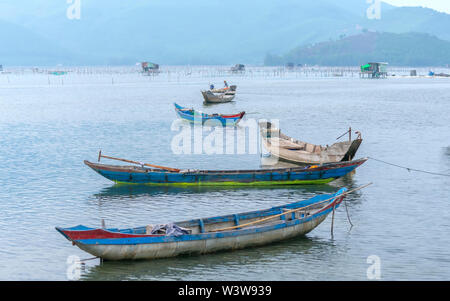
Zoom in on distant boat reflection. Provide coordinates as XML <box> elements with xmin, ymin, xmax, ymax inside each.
<box><xmin>93</xmin><ymin>180</ymin><xmax>351</xmax><ymax>200</ymax></box>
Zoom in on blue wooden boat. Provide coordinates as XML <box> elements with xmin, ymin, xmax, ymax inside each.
<box><xmin>84</xmin><ymin>157</ymin><xmax>367</xmax><ymax>186</ymax></box>
<box><xmin>56</xmin><ymin>188</ymin><xmax>348</xmax><ymax>260</ymax></box>
<box><xmin>174</xmin><ymin>103</ymin><xmax>245</xmax><ymax>125</ymax></box>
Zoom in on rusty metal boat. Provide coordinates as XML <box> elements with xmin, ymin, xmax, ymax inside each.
<box><xmin>259</xmin><ymin>121</ymin><xmax>363</xmax><ymax>165</ymax></box>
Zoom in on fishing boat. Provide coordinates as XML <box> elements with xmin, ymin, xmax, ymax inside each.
<box><xmin>174</xmin><ymin>103</ymin><xmax>245</xmax><ymax>126</ymax></box>
<box><xmin>56</xmin><ymin>187</ymin><xmax>349</xmax><ymax>260</ymax></box>
<box><xmin>202</xmin><ymin>90</ymin><xmax>235</xmax><ymax>104</ymax></box>
<box><xmin>84</xmin><ymin>152</ymin><xmax>367</xmax><ymax>185</ymax></box>
<box><xmin>260</xmin><ymin>122</ymin><xmax>363</xmax><ymax>165</ymax></box>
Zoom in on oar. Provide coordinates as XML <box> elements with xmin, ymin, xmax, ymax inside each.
<box><xmin>97</xmin><ymin>150</ymin><xmax>180</xmax><ymax>172</ymax></box>
<box><xmin>211</xmin><ymin>183</ymin><xmax>372</xmax><ymax>232</ymax></box>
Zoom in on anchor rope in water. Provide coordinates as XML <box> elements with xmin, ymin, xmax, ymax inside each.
<box><xmin>368</xmin><ymin>156</ymin><xmax>450</xmax><ymax>177</ymax></box>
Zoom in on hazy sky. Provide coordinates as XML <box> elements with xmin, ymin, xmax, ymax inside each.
<box><xmin>383</xmin><ymin>0</ymin><xmax>450</xmax><ymax>13</ymax></box>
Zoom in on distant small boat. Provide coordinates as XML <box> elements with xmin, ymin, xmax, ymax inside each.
<box><xmin>202</xmin><ymin>90</ymin><xmax>235</xmax><ymax>104</ymax></box>
<box><xmin>56</xmin><ymin>188</ymin><xmax>348</xmax><ymax>260</ymax></box>
<box><xmin>260</xmin><ymin>122</ymin><xmax>363</xmax><ymax>165</ymax></box>
<box><xmin>433</xmin><ymin>73</ymin><xmax>450</xmax><ymax>78</ymax></box>
<box><xmin>48</xmin><ymin>71</ymin><xmax>67</xmax><ymax>76</ymax></box>
<box><xmin>83</xmin><ymin>157</ymin><xmax>367</xmax><ymax>185</ymax></box>
<box><xmin>231</xmin><ymin>64</ymin><xmax>245</xmax><ymax>73</ymax></box>
<box><xmin>174</xmin><ymin>103</ymin><xmax>245</xmax><ymax>126</ymax></box>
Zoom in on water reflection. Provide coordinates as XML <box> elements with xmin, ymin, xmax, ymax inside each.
<box><xmin>80</xmin><ymin>236</ymin><xmax>336</xmax><ymax>281</ymax></box>
<box><xmin>94</xmin><ymin>182</ymin><xmax>342</xmax><ymax>200</ymax></box>
<box><xmin>89</xmin><ymin>174</ymin><xmax>362</xmax><ymax>214</ymax></box>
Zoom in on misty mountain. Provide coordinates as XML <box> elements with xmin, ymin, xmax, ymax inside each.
<box><xmin>265</xmin><ymin>31</ymin><xmax>450</xmax><ymax>66</ymax></box>
<box><xmin>0</xmin><ymin>0</ymin><xmax>449</xmax><ymax>66</ymax></box>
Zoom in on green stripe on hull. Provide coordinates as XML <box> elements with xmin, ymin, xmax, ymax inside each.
<box><xmin>113</xmin><ymin>178</ymin><xmax>336</xmax><ymax>186</ymax></box>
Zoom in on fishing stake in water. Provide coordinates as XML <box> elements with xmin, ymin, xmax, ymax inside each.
<box><xmin>97</xmin><ymin>150</ymin><xmax>181</xmax><ymax>172</ymax></box>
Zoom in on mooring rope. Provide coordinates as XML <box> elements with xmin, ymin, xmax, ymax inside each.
<box><xmin>368</xmin><ymin>156</ymin><xmax>450</xmax><ymax>177</ymax></box>
<box><xmin>343</xmin><ymin>197</ymin><xmax>354</xmax><ymax>228</ymax></box>
<box><xmin>79</xmin><ymin>256</ymin><xmax>99</xmax><ymax>263</ymax></box>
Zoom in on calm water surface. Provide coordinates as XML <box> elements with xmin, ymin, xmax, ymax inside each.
<box><xmin>0</xmin><ymin>69</ymin><xmax>449</xmax><ymax>280</ymax></box>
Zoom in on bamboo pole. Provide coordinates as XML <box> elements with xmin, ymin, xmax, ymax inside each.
<box><xmin>211</xmin><ymin>183</ymin><xmax>372</xmax><ymax>232</ymax></box>
<box><xmin>331</xmin><ymin>205</ymin><xmax>335</xmax><ymax>236</ymax></box>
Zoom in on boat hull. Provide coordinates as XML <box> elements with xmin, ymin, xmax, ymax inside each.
<box><xmin>57</xmin><ymin>189</ymin><xmax>346</xmax><ymax>260</ymax></box>
<box><xmin>84</xmin><ymin>158</ymin><xmax>367</xmax><ymax>186</ymax></box>
<box><xmin>260</xmin><ymin>122</ymin><xmax>363</xmax><ymax>165</ymax></box>
<box><xmin>202</xmin><ymin>91</ymin><xmax>235</xmax><ymax>103</ymax></box>
<box><xmin>74</xmin><ymin>215</ymin><xmax>327</xmax><ymax>260</ymax></box>
<box><xmin>174</xmin><ymin>103</ymin><xmax>244</xmax><ymax>126</ymax></box>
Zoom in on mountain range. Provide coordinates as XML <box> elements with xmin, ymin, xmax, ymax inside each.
<box><xmin>1</xmin><ymin>0</ymin><xmax>450</xmax><ymax>66</ymax></box>
<box><xmin>265</xmin><ymin>31</ymin><xmax>450</xmax><ymax>66</ymax></box>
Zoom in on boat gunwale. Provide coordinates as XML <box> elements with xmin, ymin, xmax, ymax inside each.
<box><xmin>84</xmin><ymin>158</ymin><xmax>367</xmax><ymax>175</ymax></box>
<box><xmin>201</xmin><ymin>90</ymin><xmax>235</xmax><ymax>103</ymax></box>
<box><xmin>57</xmin><ymin>189</ymin><xmax>346</xmax><ymax>245</ymax></box>
<box><xmin>260</xmin><ymin>122</ymin><xmax>362</xmax><ymax>152</ymax></box>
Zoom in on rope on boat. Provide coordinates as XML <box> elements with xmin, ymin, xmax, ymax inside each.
<box><xmin>332</xmin><ymin>186</ymin><xmax>356</xmax><ymax>236</ymax></box>
<box><xmin>368</xmin><ymin>157</ymin><xmax>450</xmax><ymax>177</ymax></box>
<box><xmin>212</xmin><ymin>183</ymin><xmax>372</xmax><ymax>232</ymax></box>
<box><xmin>343</xmin><ymin>197</ymin><xmax>354</xmax><ymax>228</ymax></box>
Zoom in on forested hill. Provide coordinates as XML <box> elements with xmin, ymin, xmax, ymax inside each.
<box><xmin>265</xmin><ymin>32</ymin><xmax>450</xmax><ymax>67</ymax></box>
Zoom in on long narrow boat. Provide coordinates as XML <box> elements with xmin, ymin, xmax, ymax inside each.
<box><xmin>56</xmin><ymin>188</ymin><xmax>347</xmax><ymax>260</ymax></box>
<box><xmin>260</xmin><ymin>122</ymin><xmax>363</xmax><ymax>165</ymax></box>
<box><xmin>202</xmin><ymin>90</ymin><xmax>235</xmax><ymax>104</ymax></box>
<box><xmin>84</xmin><ymin>158</ymin><xmax>367</xmax><ymax>185</ymax></box>
<box><xmin>174</xmin><ymin>103</ymin><xmax>245</xmax><ymax>126</ymax></box>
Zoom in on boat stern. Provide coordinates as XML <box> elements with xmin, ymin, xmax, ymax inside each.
<box><xmin>341</xmin><ymin>138</ymin><xmax>363</xmax><ymax>161</ymax></box>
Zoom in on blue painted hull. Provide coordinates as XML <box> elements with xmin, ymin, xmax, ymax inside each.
<box><xmin>174</xmin><ymin>103</ymin><xmax>244</xmax><ymax>126</ymax></box>
<box><xmin>84</xmin><ymin>158</ymin><xmax>367</xmax><ymax>185</ymax></box>
<box><xmin>56</xmin><ymin>188</ymin><xmax>347</xmax><ymax>260</ymax></box>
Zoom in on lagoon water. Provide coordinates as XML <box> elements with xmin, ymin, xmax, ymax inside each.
<box><xmin>0</xmin><ymin>67</ymin><xmax>449</xmax><ymax>280</ymax></box>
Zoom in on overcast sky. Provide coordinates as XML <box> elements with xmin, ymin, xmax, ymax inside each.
<box><xmin>383</xmin><ymin>0</ymin><xmax>450</xmax><ymax>13</ymax></box>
